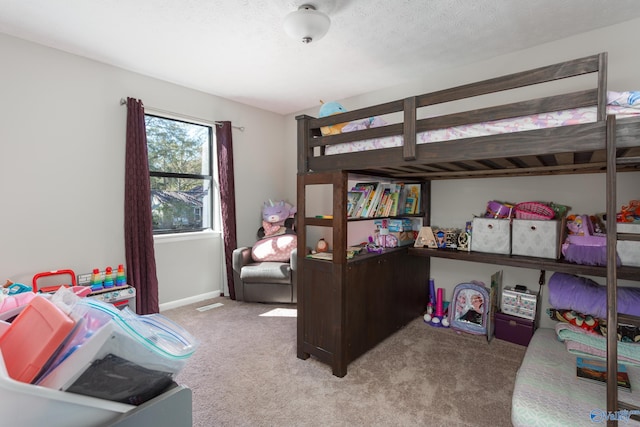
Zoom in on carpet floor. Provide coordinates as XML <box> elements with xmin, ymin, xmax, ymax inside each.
<box><xmin>164</xmin><ymin>297</ymin><xmax>526</xmax><ymax>427</ymax></box>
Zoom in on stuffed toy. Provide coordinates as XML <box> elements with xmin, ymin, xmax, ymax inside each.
<box><xmin>257</xmin><ymin>200</ymin><xmax>296</xmax><ymax>239</ymax></box>
<box><xmin>252</xmin><ymin>200</ymin><xmax>297</xmax><ymax>263</ymax></box>
<box><xmin>319</xmin><ymin>101</ymin><xmax>348</xmax><ymax>136</ymax></box>
<box><xmin>618</xmin><ymin>199</ymin><xmax>640</xmax><ymax>223</ymax></box>
<box><xmin>319</xmin><ymin>100</ymin><xmax>387</xmax><ymax>136</ymax></box>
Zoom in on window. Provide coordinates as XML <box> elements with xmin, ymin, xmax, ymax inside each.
<box><xmin>145</xmin><ymin>114</ymin><xmax>215</xmax><ymax>234</ymax></box>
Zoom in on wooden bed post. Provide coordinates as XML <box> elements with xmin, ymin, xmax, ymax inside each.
<box><xmin>403</xmin><ymin>96</ymin><xmax>417</xmax><ymax>160</ymax></box>
<box><xmin>597</xmin><ymin>52</ymin><xmax>608</xmax><ymax>122</ymax></box>
<box><xmin>605</xmin><ymin>114</ymin><xmax>618</xmax><ymax>422</ymax></box>
<box><xmin>296</xmin><ymin>115</ymin><xmax>312</xmax><ymax>173</ymax></box>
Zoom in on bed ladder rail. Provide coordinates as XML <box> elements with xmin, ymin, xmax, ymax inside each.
<box><xmin>617</xmin><ymin>401</ymin><xmax>640</xmax><ymax>422</ymax></box>
<box><xmin>605</xmin><ymin>115</ymin><xmax>640</xmax><ymax>426</ymax></box>
<box><xmin>617</xmin><ymin>313</ymin><xmax>640</xmax><ymax>328</ymax></box>
<box><xmin>616</xmin><ymin>156</ymin><xmax>640</xmax><ymax>167</ymax></box>
<box><xmin>615</xmin><ymin>156</ymin><xmax>640</xmax><ymax>338</ymax></box>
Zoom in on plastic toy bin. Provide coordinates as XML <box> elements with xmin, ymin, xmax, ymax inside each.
<box><xmin>0</xmin><ymin>293</ymin><xmax>195</xmax><ymax>426</ymax></box>
<box><xmin>0</xmin><ymin>296</ymin><xmax>75</xmax><ymax>383</ymax></box>
<box><xmin>0</xmin><ymin>350</ymin><xmax>191</xmax><ymax>427</ymax></box>
<box><xmin>0</xmin><ymin>347</ymin><xmax>135</xmax><ymax>426</ymax></box>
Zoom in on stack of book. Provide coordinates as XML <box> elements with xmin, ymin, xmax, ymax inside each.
<box><xmin>347</xmin><ymin>182</ymin><xmax>422</xmax><ymax>218</ymax></box>
<box><xmin>576</xmin><ymin>357</ymin><xmax>631</xmax><ymax>391</ymax></box>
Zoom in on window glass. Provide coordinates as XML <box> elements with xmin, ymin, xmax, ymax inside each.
<box><xmin>145</xmin><ymin>114</ymin><xmax>215</xmax><ymax>234</ymax></box>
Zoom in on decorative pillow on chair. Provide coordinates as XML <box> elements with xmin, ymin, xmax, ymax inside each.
<box><xmin>251</xmin><ymin>234</ymin><xmax>297</xmax><ymax>262</ymax></box>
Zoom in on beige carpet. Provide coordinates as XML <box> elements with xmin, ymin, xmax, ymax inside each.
<box><xmin>164</xmin><ymin>297</ymin><xmax>526</xmax><ymax>427</ymax></box>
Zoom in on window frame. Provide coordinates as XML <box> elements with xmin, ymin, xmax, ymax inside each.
<box><xmin>145</xmin><ymin>112</ymin><xmax>217</xmax><ymax>235</ymax></box>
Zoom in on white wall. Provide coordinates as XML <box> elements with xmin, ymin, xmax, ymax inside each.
<box><xmin>284</xmin><ymin>18</ymin><xmax>640</xmax><ymax>329</ymax></box>
<box><xmin>0</xmin><ymin>33</ymin><xmax>285</xmax><ymax>307</ymax></box>
<box><xmin>4</xmin><ymin>17</ymin><xmax>639</xmax><ymax>313</ymax></box>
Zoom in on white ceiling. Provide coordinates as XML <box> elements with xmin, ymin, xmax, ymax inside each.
<box><xmin>2</xmin><ymin>0</ymin><xmax>640</xmax><ymax>115</ymax></box>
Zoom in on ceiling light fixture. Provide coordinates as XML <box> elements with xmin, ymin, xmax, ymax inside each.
<box><xmin>283</xmin><ymin>4</ymin><xmax>331</xmax><ymax>44</ymax></box>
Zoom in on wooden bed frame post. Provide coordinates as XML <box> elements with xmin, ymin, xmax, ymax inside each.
<box><xmin>296</xmin><ymin>172</ymin><xmax>308</xmax><ymax>362</ymax></box>
<box><xmin>403</xmin><ymin>96</ymin><xmax>417</xmax><ymax>160</ymax></box>
<box><xmin>295</xmin><ymin>114</ymin><xmax>312</xmax><ymax>174</ymax></box>
<box><xmin>605</xmin><ymin>114</ymin><xmax>618</xmax><ymax>423</ymax></box>
<box><xmin>597</xmin><ymin>52</ymin><xmax>608</xmax><ymax>122</ymax></box>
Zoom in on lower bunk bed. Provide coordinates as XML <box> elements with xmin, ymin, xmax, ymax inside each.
<box><xmin>512</xmin><ymin>328</ymin><xmax>640</xmax><ymax>426</ymax></box>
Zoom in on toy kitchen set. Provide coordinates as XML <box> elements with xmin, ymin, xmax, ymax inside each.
<box><xmin>77</xmin><ymin>265</ymin><xmax>137</xmax><ymax>312</ymax></box>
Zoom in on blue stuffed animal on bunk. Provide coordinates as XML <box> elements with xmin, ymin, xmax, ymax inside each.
<box><xmin>318</xmin><ymin>100</ymin><xmax>387</xmax><ymax>136</ymax></box>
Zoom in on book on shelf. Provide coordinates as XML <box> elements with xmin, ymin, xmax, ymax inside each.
<box><xmin>364</xmin><ymin>183</ymin><xmax>385</xmax><ymax>217</ymax></box>
<box><xmin>349</xmin><ymin>181</ymin><xmax>420</xmax><ymax>218</ymax></box>
<box><xmin>352</xmin><ymin>182</ymin><xmax>377</xmax><ymax>218</ymax></box>
<box><xmin>395</xmin><ymin>183</ymin><xmax>407</xmax><ymax>215</ymax></box>
<box><xmin>306</xmin><ymin>252</ymin><xmax>333</xmax><ymax>261</ymax></box>
<box><xmin>373</xmin><ymin>185</ymin><xmax>392</xmax><ymax>217</ymax></box>
<box><xmin>404</xmin><ymin>196</ymin><xmax>417</xmax><ymax>215</ymax></box>
<box><xmin>347</xmin><ymin>190</ymin><xmax>366</xmax><ymax>217</ymax></box>
<box><xmin>388</xmin><ymin>188</ymin><xmax>401</xmax><ymax>217</ymax></box>
<box><xmin>576</xmin><ymin>357</ymin><xmax>631</xmax><ymax>391</ymax></box>
<box><xmin>403</xmin><ymin>183</ymin><xmax>421</xmax><ymax>214</ymax></box>
<box><xmin>382</xmin><ymin>190</ymin><xmax>396</xmax><ymax>217</ymax></box>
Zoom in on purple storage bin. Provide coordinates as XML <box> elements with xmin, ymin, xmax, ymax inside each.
<box><xmin>494</xmin><ymin>312</ymin><xmax>535</xmax><ymax>346</ymax></box>
<box><xmin>484</xmin><ymin>200</ymin><xmax>514</xmax><ymax>219</ymax></box>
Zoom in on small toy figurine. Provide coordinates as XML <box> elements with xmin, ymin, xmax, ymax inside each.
<box><xmin>316</xmin><ymin>238</ymin><xmax>329</xmax><ymax>253</ymax></box>
<box><xmin>566</xmin><ymin>214</ymin><xmax>585</xmax><ymax>236</ymax></box>
<box><xmin>3</xmin><ymin>279</ymin><xmax>32</xmax><ymax>295</ymax></box>
<box><xmin>424</xmin><ymin>283</ymin><xmax>449</xmax><ymax>328</ymax></box>
<box><xmin>618</xmin><ymin>200</ymin><xmax>640</xmax><ymax>223</ymax></box>
<box><xmin>365</xmin><ymin>236</ymin><xmax>383</xmax><ymax>253</ymax></box>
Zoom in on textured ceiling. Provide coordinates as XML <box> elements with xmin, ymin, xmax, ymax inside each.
<box><xmin>2</xmin><ymin>0</ymin><xmax>640</xmax><ymax>115</ymax></box>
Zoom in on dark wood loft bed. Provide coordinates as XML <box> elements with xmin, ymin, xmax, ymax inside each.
<box><xmin>296</xmin><ymin>52</ymin><xmax>640</xmax><ymax>179</ymax></box>
<box><xmin>295</xmin><ymin>52</ymin><xmax>640</xmax><ymax>424</ymax></box>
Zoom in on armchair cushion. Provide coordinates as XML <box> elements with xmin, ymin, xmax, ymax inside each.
<box><xmin>232</xmin><ymin>247</ymin><xmax>297</xmax><ymax>304</ymax></box>
<box><xmin>240</xmin><ymin>262</ymin><xmax>291</xmax><ymax>284</ymax></box>
<box><xmin>251</xmin><ymin>234</ymin><xmax>297</xmax><ymax>262</ymax></box>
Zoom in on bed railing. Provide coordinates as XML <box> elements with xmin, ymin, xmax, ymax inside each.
<box><xmin>296</xmin><ymin>52</ymin><xmax>608</xmax><ymax>176</ymax></box>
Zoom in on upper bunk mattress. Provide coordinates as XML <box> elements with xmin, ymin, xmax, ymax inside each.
<box><xmin>324</xmin><ymin>91</ymin><xmax>640</xmax><ymax>156</ymax></box>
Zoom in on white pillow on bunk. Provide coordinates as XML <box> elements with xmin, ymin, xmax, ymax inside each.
<box><xmin>607</xmin><ymin>91</ymin><xmax>640</xmax><ymax>108</ymax></box>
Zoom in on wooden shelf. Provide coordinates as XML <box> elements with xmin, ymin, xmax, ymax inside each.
<box><xmin>408</xmin><ymin>247</ymin><xmax>640</xmax><ymax>280</ymax></box>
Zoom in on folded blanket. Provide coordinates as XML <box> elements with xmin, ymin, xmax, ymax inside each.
<box><xmin>548</xmin><ymin>272</ymin><xmax>640</xmax><ymax>319</ymax></box>
<box><xmin>555</xmin><ymin>323</ymin><xmax>640</xmax><ymax>366</ymax></box>
<box><xmin>564</xmin><ymin>340</ymin><xmax>640</xmax><ymax>366</ymax></box>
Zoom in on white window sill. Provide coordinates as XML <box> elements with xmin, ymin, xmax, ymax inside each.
<box><xmin>153</xmin><ymin>229</ymin><xmax>221</xmax><ymax>244</ymax></box>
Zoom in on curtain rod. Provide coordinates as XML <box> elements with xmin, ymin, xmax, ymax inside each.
<box><xmin>119</xmin><ymin>98</ymin><xmax>245</xmax><ymax>131</ymax></box>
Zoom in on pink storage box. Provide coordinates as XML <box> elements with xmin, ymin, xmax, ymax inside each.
<box><xmin>0</xmin><ymin>296</ymin><xmax>75</xmax><ymax>383</ymax></box>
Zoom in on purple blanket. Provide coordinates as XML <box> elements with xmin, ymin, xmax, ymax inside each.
<box><xmin>548</xmin><ymin>272</ymin><xmax>640</xmax><ymax>319</ymax></box>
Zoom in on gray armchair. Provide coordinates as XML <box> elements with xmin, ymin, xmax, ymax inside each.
<box><xmin>232</xmin><ymin>247</ymin><xmax>297</xmax><ymax>304</ymax></box>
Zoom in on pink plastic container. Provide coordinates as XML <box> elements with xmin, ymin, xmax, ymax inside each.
<box><xmin>0</xmin><ymin>296</ymin><xmax>75</xmax><ymax>383</ymax></box>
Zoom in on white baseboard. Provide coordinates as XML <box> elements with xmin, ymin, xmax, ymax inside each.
<box><xmin>159</xmin><ymin>291</ymin><xmax>222</xmax><ymax>312</ymax></box>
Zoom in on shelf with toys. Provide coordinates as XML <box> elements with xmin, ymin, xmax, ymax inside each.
<box><xmin>296</xmin><ymin>170</ymin><xmax>429</xmax><ymax>377</ymax></box>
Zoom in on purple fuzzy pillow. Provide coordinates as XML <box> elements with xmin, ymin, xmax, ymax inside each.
<box><xmin>548</xmin><ymin>272</ymin><xmax>640</xmax><ymax>319</ymax></box>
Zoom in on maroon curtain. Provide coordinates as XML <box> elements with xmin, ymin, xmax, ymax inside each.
<box><xmin>216</xmin><ymin>122</ymin><xmax>238</xmax><ymax>299</ymax></box>
<box><xmin>124</xmin><ymin>97</ymin><xmax>159</xmax><ymax>314</ymax></box>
